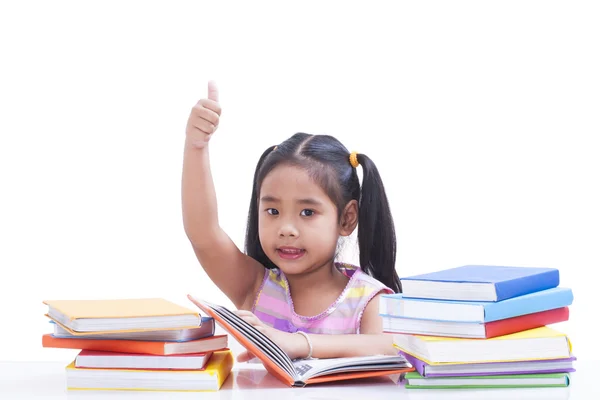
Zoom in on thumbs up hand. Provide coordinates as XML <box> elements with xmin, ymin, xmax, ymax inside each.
<box><xmin>186</xmin><ymin>81</ymin><xmax>222</xmax><ymax>149</ymax></box>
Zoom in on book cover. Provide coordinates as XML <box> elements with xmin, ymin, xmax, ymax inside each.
<box><xmin>393</xmin><ymin>326</ymin><xmax>572</xmax><ymax>364</ymax></box>
<box><xmin>403</xmin><ymin>371</ymin><xmax>570</xmax><ymax>388</ymax></box>
<box><xmin>399</xmin><ymin>351</ymin><xmax>576</xmax><ymax>377</ymax></box>
<box><xmin>42</xmin><ymin>333</ymin><xmax>228</xmax><ymax>355</ymax></box>
<box><xmin>43</xmin><ymin>298</ymin><xmax>201</xmax><ymax>334</ymax></box>
<box><xmin>50</xmin><ymin>317</ymin><xmax>215</xmax><ymax>341</ymax></box>
<box><xmin>65</xmin><ymin>349</ymin><xmax>233</xmax><ymax>391</ymax></box>
<box><xmin>382</xmin><ymin>307</ymin><xmax>570</xmax><ymax>338</ymax></box>
<box><xmin>380</xmin><ymin>287</ymin><xmax>573</xmax><ymax>323</ymax></box>
<box><xmin>75</xmin><ymin>350</ymin><xmax>213</xmax><ymax>370</ymax></box>
<box><xmin>484</xmin><ymin>307</ymin><xmax>569</xmax><ymax>338</ymax></box>
<box><xmin>400</xmin><ymin>265</ymin><xmax>559</xmax><ymax>301</ymax></box>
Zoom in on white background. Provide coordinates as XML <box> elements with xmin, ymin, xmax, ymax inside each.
<box><xmin>1</xmin><ymin>1</ymin><xmax>598</xmax><ymax>362</ymax></box>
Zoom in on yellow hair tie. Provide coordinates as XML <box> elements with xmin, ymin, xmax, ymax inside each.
<box><xmin>349</xmin><ymin>151</ymin><xmax>359</xmax><ymax>168</ymax></box>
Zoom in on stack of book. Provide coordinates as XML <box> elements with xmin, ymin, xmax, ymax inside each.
<box><xmin>42</xmin><ymin>298</ymin><xmax>232</xmax><ymax>392</ymax></box>
<box><xmin>379</xmin><ymin>265</ymin><xmax>575</xmax><ymax>389</ymax></box>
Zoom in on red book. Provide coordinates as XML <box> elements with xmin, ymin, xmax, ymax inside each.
<box><xmin>484</xmin><ymin>307</ymin><xmax>569</xmax><ymax>338</ymax></box>
<box><xmin>383</xmin><ymin>307</ymin><xmax>569</xmax><ymax>339</ymax></box>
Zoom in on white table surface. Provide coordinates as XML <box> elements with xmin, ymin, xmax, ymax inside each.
<box><xmin>0</xmin><ymin>360</ymin><xmax>596</xmax><ymax>399</ymax></box>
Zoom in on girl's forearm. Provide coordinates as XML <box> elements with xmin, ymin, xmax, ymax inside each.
<box><xmin>181</xmin><ymin>141</ymin><xmax>220</xmax><ymax>247</ymax></box>
<box><xmin>291</xmin><ymin>333</ymin><xmax>396</xmax><ymax>359</ymax></box>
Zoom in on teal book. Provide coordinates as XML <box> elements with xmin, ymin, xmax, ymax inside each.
<box><xmin>380</xmin><ymin>287</ymin><xmax>573</xmax><ymax>323</ymax></box>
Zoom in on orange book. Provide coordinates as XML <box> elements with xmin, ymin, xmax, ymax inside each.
<box><xmin>43</xmin><ymin>298</ymin><xmax>201</xmax><ymax>335</ymax></box>
<box><xmin>42</xmin><ymin>333</ymin><xmax>228</xmax><ymax>355</ymax></box>
<box><xmin>187</xmin><ymin>296</ymin><xmax>414</xmax><ymax>387</ymax></box>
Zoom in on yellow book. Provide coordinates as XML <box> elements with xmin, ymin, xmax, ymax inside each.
<box><xmin>65</xmin><ymin>349</ymin><xmax>233</xmax><ymax>391</ymax></box>
<box><xmin>393</xmin><ymin>326</ymin><xmax>572</xmax><ymax>364</ymax></box>
<box><xmin>43</xmin><ymin>298</ymin><xmax>201</xmax><ymax>335</ymax></box>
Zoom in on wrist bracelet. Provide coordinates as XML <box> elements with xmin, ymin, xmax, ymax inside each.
<box><xmin>295</xmin><ymin>331</ymin><xmax>313</xmax><ymax>359</ymax></box>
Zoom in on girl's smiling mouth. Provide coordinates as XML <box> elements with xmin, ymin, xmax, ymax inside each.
<box><xmin>276</xmin><ymin>247</ymin><xmax>306</xmax><ymax>259</ymax></box>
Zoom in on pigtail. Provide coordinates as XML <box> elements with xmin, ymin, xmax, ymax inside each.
<box><xmin>356</xmin><ymin>154</ymin><xmax>402</xmax><ymax>293</ymax></box>
<box><xmin>245</xmin><ymin>145</ymin><xmax>279</xmax><ymax>269</ymax></box>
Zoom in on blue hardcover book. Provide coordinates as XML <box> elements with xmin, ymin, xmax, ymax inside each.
<box><xmin>400</xmin><ymin>265</ymin><xmax>559</xmax><ymax>302</ymax></box>
<box><xmin>380</xmin><ymin>287</ymin><xmax>573</xmax><ymax>323</ymax></box>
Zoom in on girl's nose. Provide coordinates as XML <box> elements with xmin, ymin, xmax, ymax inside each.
<box><xmin>278</xmin><ymin>222</ymin><xmax>299</xmax><ymax>237</ymax></box>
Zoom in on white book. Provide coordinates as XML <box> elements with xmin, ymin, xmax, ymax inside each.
<box><xmin>75</xmin><ymin>350</ymin><xmax>212</xmax><ymax>370</ymax></box>
<box><xmin>66</xmin><ymin>350</ymin><xmax>233</xmax><ymax>392</ymax></box>
<box><xmin>393</xmin><ymin>326</ymin><xmax>572</xmax><ymax>364</ymax></box>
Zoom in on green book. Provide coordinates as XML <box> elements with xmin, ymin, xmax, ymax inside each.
<box><xmin>404</xmin><ymin>371</ymin><xmax>570</xmax><ymax>389</ymax></box>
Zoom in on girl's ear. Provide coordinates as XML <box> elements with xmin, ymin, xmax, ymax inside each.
<box><xmin>339</xmin><ymin>200</ymin><xmax>359</xmax><ymax>236</ymax></box>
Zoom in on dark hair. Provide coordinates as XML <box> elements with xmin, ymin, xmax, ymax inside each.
<box><xmin>244</xmin><ymin>133</ymin><xmax>401</xmax><ymax>293</ymax></box>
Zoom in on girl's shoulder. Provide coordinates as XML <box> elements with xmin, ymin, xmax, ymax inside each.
<box><xmin>335</xmin><ymin>262</ymin><xmax>394</xmax><ymax>295</ymax></box>
<box><xmin>253</xmin><ymin>267</ymin><xmax>287</xmax><ymax>301</ymax></box>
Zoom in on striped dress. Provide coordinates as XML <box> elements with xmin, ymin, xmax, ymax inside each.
<box><xmin>251</xmin><ymin>263</ymin><xmax>393</xmax><ymax>334</ymax></box>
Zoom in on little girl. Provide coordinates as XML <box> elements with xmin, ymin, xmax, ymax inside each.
<box><xmin>183</xmin><ymin>81</ymin><xmax>401</xmax><ymax>362</ymax></box>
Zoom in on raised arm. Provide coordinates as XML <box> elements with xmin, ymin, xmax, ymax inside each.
<box><xmin>182</xmin><ymin>81</ymin><xmax>264</xmax><ymax>309</ymax></box>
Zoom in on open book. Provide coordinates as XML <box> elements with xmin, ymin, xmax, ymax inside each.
<box><xmin>188</xmin><ymin>296</ymin><xmax>413</xmax><ymax>387</ymax></box>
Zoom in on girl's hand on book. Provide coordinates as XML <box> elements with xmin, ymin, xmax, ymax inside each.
<box><xmin>234</xmin><ymin>310</ymin><xmax>308</xmax><ymax>362</ymax></box>
<box><xmin>185</xmin><ymin>80</ymin><xmax>221</xmax><ymax>149</ymax></box>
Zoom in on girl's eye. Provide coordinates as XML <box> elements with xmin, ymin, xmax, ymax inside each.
<box><xmin>300</xmin><ymin>209</ymin><xmax>315</xmax><ymax>217</ymax></box>
<box><xmin>266</xmin><ymin>208</ymin><xmax>279</xmax><ymax>215</ymax></box>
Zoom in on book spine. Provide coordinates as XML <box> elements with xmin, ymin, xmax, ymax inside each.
<box><xmin>494</xmin><ymin>269</ymin><xmax>559</xmax><ymax>301</ymax></box>
<box><xmin>397</xmin><ymin>350</ymin><xmax>427</xmax><ymax>376</ymax></box>
<box><xmin>204</xmin><ymin>317</ymin><xmax>216</xmax><ymax>336</ymax></box>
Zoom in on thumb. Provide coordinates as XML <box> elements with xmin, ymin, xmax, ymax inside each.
<box><xmin>207</xmin><ymin>80</ymin><xmax>219</xmax><ymax>102</ymax></box>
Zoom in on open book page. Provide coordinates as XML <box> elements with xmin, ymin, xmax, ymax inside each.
<box><xmin>294</xmin><ymin>354</ymin><xmax>411</xmax><ymax>381</ymax></box>
<box><xmin>197</xmin><ymin>300</ymin><xmax>296</xmax><ymax>378</ymax></box>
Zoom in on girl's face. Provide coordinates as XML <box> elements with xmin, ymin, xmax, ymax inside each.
<box><xmin>258</xmin><ymin>164</ymin><xmax>342</xmax><ymax>277</ymax></box>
